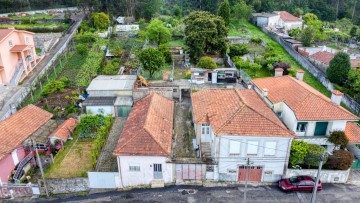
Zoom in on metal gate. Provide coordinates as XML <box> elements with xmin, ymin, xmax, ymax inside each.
<box><xmin>176</xmin><ymin>164</ymin><xmax>202</xmax><ymax>182</ymax></box>
<box><xmin>238</xmin><ymin>166</ymin><xmax>263</xmax><ymax>182</ymax></box>
<box><xmin>88</xmin><ymin>172</ymin><xmax>120</xmax><ymax>188</ymax></box>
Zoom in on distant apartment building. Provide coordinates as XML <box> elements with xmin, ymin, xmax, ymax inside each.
<box><xmin>0</xmin><ymin>28</ymin><xmax>43</xmax><ymax>85</ymax></box>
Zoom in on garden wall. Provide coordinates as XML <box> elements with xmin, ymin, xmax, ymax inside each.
<box><xmin>286</xmin><ymin>169</ymin><xmax>350</xmax><ymax>183</ymax></box>
<box><xmin>261</xmin><ymin>27</ymin><xmax>360</xmax><ymax>116</ymax></box>
<box><xmin>41</xmin><ymin>178</ymin><xmax>89</xmax><ymax>195</ymax></box>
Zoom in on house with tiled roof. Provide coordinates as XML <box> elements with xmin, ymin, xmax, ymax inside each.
<box><xmin>191</xmin><ymin>88</ymin><xmax>294</xmax><ymax>183</ymax></box>
<box><xmin>49</xmin><ymin>118</ymin><xmax>78</xmax><ymax>148</ymax></box>
<box><xmin>274</xmin><ymin>11</ymin><xmax>303</xmax><ymax>31</ymax></box>
<box><xmin>252</xmin><ymin>70</ymin><xmax>359</xmax><ymax>152</ymax></box>
<box><xmin>113</xmin><ymin>93</ymin><xmax>174</xmax><ymax>188</ymax></box>
<box><xmin>308</xmin><ymin>51</ymin><xmax>336</xmax><ymax>73</ymax></box>
<box><xmin>0</xmin><ymin>105</ymin><xmax>53</xmax><ymax>183</ymax></box>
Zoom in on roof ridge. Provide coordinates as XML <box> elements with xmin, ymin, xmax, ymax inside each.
<box><xmin>143</xmin><ymin>126</ymin><xmax>170</xmax><ymax>155</ymax></box>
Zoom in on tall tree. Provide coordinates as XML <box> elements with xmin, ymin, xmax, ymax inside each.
<box><xmin>146</xmin><ymin>19</ymin><xmax>172</xmax><ymax>45</ymax></box>
<box><xmin>138</xmin><ymin>47</ymin><xmax>165</xmax><ymax>78</ymax></box>
<box><xmin>327</xmin><ymin>52</ymin><xmax>351</xmax><ymax>85</ymax></box>
<box><xmin>184</xmin><ymin>11</ymin><xmax>228</xmax><ymax>62</ymax></box>
<box><xmin>91</xmin><ymin>12</ymin><xmax>110</xmax><ymax>30</ymax></box>
<box><xmin>233</xmin><ymin>0</ymin><xmax>253</xmax><ymax>20</ymax></box>
<box><xmin>218</xmin><ymin>0</ymin><xmax>231</xmax><ymax>26</ymax></box>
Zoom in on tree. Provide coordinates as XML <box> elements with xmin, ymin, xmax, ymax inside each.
<box><xmin>197</xmin><ymin>56</ymin><xmax>217</xmax><ymax>69</ymax></box>
<box><xmin>249</xmin><ymin>63</ymin><xmax>262</xmax><ymax>76</ymax></box>
<box><xmin>326</xmin><ymin>150</ymin><xmax>354</xmax><ymax>170</ymax></box>
<box><xmin>290</xmin><ymin>140</ymin><xmax>309</xmax><ymax>166</ymax></box>
<box><xmin>300</xmin><ymin>27</ymin><xmax>314</xmax><ymax>46</ymax></box>
<box><xmin>146</xmin><ymin>18</ymin><xmax>172</xmax><ymax>46</ymax></box>
<box><xmin>327</xmin><ymin>52</ymin><xmax>351</xmax><ymax>85</ymax></box>
<box><xmin>76</xmin><ymin>44</ymin><xmax>88</xmax><ymax>55</ymax></box>
<box><xmin>138</xmin><ymin>47</ymin><xmax>165</xmax><ymax>78</ymax></box>
<box><xmin>303</xmin><ymin>144</ymin><xmax>327</xmax><ymax>168</ymax></box>
<box><xmin>228</xmin><ymin>43</ymin><xmax>249</xmax><ymax>57</ymax></box>
<box><xmin>302</xmin><ymin>13</ymin><xmax>319</xmax><ymax>24</ymax></box>
<box><xmin>158</xmin><ymin>45</ymin><xmax>173</xmax><ymax>63</ymax></box>
<box><xmin>218</xmin><ymin>0</ymin><xmax>230</xmax><ymax>26</ymax></box>
<box><xmin>184</xmin><ymin>11</ymin><xmax>228</xmax><ymax>62</ymax></box>
<box><xmin>289</xmin><ymin>28</ymin><xmax>301</xmax><ymax>37</ymax></box>
<box><xmin>91</xmin><ymin>12</ymin><xmax>110</xmax><ymax>30</ymax></box>
<box><xmin>350</xmin><ymin>26</ymin><xmax>358</xmax><ymax>38</ymax></box>
<box><xmin>233</xmin><ymin>0</ymin><xmax>253</xmax><ymax>20</ymax></box>
<box><xmin>328</xmin><ymin>131</ymin><xmax>349</xmax><ymax>149</ymax></box>
<box><xmin>294</xmin><ymin>8</ymin><xmax>304</xmax><ymax>17</ymax></box>
<box><xmin>173</xmin><ymin>4</ymin><xmax>182</xmax><ymax>17</ymax></box>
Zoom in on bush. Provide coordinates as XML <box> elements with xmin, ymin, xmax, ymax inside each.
<box><xmin>197</xmin><ymin>56</ymin><xmax>217</xmax><ymax>69</ymax></box>
<box><xmin>75</xmin><ymin>32</ymin><xmax>96</xmax><ymax>43</ymax></box>
<box><xmin>76</xmin><ymin>44</ymin><xmax>88</xmax><ymax>55</ymax></box>
<box><xmin>303</xmin><ymin>144</ymin><xmax>327</xmax><ymax>168</ymax></box>
<box><xmin>289</xmin><ymin>28</ymin><xmax>301</xmax><ymax>37</ymax></box>
<box><xmin>158</xmin><ymin>45</ymin><xmax>173</xmax><ymax>63</ymax></box>
<box><xmin>250</xmin><ymin>37</ymin><xmax>262</xmax><ymax>44</ymax></box>
<box><xmin>326</xmin><ymin>150</ymin><xmax>354</xmax><ymax>170</ymax></box>
<box><xmin>228</xmin><ymin>43</ymin><xmax>249</xmax><ymax>58</ymax></box>
<box><xmin>103</xmin><ymin>59</ymin><xmax>120</xmax><ymax>75</ymax></box>
<box><xmin>328</xmin><ymin>131</ymin><xmax>349</xmax><ymax>149</ymax></box>
<box><xmin>233</xmin><ymin>56</ymin><xmax>250</xmax><ymax>70</ymax></box>
<box><xmin>41</xmin><ymin>77</ymin><xmax>70</xmax><ymax>97</ymax></box>
<box><xmin>290</xmin><ymin>140</ymin><xmax>309</xmax><ymax>166</ymax></box>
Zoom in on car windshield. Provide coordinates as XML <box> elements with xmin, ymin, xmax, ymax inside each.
<box><xmin>289</xmin><ymin>177</ymin><xmax>299</xmax><ymax>185</ymax></box>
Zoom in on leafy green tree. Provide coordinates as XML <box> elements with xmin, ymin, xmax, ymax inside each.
<box><xmin>103</xmin><ymin>59</ymin><xmax>120</xmax><ymax>75</ymax></box>
<box><xmin>345</xmin><ymin>69</ymin><xmax>360</xmax><ymax>102</ymax></box>
<box><xmin>249</xmin><ymin>63</ymin><xmax>262</xmax><ymax>76</ymax></box>
<box><xmin>303</xmin><ymin>13</ymin><xmax>319</xmax><ymax>24</ymax></box>
<box><xmin>91</xmin><ymin>12</ymin><xmax>110</xmax><ymax>30</ymax></box>
<box><xmin>139</xmin><ymin>47</ymin><xmax>165</xmax><ymax>78</ymax></box>
<box><xmin>76</xmin><ymin>44</ymin><xmax>88</xmax><ymax>55</ymax></box>
<box><xmin>327</xmin><ymin>52</ymin><xmax>351</xmax><ymax>85</ymax></box>
<box><xmin>233</xmin><ymin>0</ymin><xmax>253</xmax><ymax>20</ymax></box>
<box><xmin>228</xmin><ymin>43</ymin><xmax>249</xmax><ymax>57</ymax></box>
<box><xmin>158</xmin><ymin>45</ymin><xmax>173</xmax><ymax>63</ymax></box>
<box><xmin>289</xmin><ymin>28</ymin><xmax>301</xmax><ymax>37</ymax></box>
<box><xmin>218</xmin><ymin>0</ymin><xmax>231</xmax><ymax>26</ymax></box>
<box><xmin>146</xmin><ymin>18</ymin><xmax>172</xmax><ymax>45</ymax></box>
<box><xmin>290</xmin><ymin>140</ymin><xmax>309</xmax><ymax>166</ymax></box>
<box><xmin>184</xmin><ymin>11</ymin><xmax>228</xmax><ymax>62</ymax></box>
<box><xmin>173</xmin><ymin>4</ymin><xmax>182</xmax><ymax>17</ymax></box>
<box><xmin>350</xmin><ymin>26</ymin><xmax>358</xmax><ymax>38</ymax></box>
<box><xmin>300</xmin><ymin>27</ymin><xmax>314</xmax><ymax>46</ymax></box>
<box><xmin>197</xmin><ymin>56</ymin><xmax>217</xmax><ymax>69</ymax></box>
<box><xmin>326</xmin><ymin>150</ymin><xmax>354</xmax><ymax>170</ymax></box>
<box><xmin>294</xmin><ymin>8</ymin><xmax>304</xmax><ymax>17</ymax></box>
<box><xmin>328</xmin><ymin>131</ymin><xmax>349</xmax><ymax>149</ymax></box>
<box><xmin>303</xmin><ymin>144</ymin><xmax>327</xmax><ymax>168</ymax></box>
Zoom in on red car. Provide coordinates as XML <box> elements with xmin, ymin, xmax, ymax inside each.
<box><xmin>278</xmin><ymin>175</ymin><xmax>322</xmax><ymax>192</ymax></box>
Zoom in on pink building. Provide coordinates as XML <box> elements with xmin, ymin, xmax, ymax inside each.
<box><xmin>0</xmin><ymin>28</ymin><xmax>43</xmax><ymax>85</ymax></box>
<box><xmin>0</xmin><ymin>105</ymin><xmax>52</xmax><ymax>183</ymax></box>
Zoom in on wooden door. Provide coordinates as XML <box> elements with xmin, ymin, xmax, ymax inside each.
<box><xmin>238</xmin><ymin>166</ymin><xmax>263</xmax><ymax>182</ymax></box>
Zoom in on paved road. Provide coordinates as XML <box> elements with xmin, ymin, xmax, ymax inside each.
<box><xmin>20</xmin><ymin>184</ymin><xmax>360</xmax><ymax>203</ymax></box>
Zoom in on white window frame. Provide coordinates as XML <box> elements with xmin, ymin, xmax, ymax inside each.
<box><xmin>201</xmin><ymin>124</ymin><xmax>210</xmax><ymax>135</ymax></box>
<box><xmin>129</xmin><ymin>164</ymin><xmax>140</xmax><ymax>172</ymax></box>
<box><xmin>25</xmin><ymin>37</ymin><xmax>29</xmax><ymax>44</ymax></box>
<box><xmin>229</xmin><ymin>140</ymin><xmax>241</xmax><ymax>156</ymax></box>
<box><xmin>246</xmin><ymin>141</ymin><xmax>259</xmax><ymax>156</ymax></box>
<box><xmin>9</xmin><ymin>40</ymin><xmax>13</xmax><ymax>47</ymax></box>
<box><xmin>264</xmin><ymin>141</ymin><xmax>277</xmax><ymax>156</ymax></box>
<box><xmin>296</xmin><ymin>122</ymin><xmax>307</xmax><ymax>132</ymax></box>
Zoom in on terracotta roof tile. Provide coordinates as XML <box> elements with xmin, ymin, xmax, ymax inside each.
<box><xmin>345</xmin><ymin>122</ymin><xmax>360</xmax><ymax>143</ymax></box>
<box><xmin>0</xmin><ymin>29</ymin><xmax>13</xmax><ymax>42</ymax></box>
<box><xmin>49</xmin><ymin>118</ymin><xmax>78</xmax><ymax>141</ymax></box>
<box><xmin>0</xmin><ymin>105</ymin><xmax>52</xmax><ymax>160</ymax></box>
<box><xmin>252</xmin><ymin>76</ymin><xmax>359</xmax><ymax>121</ymax></box>
<box><xmin>113</xmin><ymin>93</ymin><xmax>174</xmax><ymax>156</ymax></box>
<box><xmin>191</xmin><ymin>89</ymin><xmax>294</xmax><ymax>137</ymax></box>
<box><xmin>275</xmin><ymin>11</ymin><xmax>302</xmax><ymax>22</ymax></box>
<box><xmin>309</xmin><ymin>51</ymin><xmax>335</xmax><ymax>65</ymax></box>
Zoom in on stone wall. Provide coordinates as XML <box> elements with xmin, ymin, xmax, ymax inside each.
<box><xmin>286</xmin><ymin>169</ymin><xmax>350</xmax><ymax>183</ymax></box>
<box><xmin>43</xmin><ymin>178</ymin><xmax>89</xmax><ymax>194</ymax></box>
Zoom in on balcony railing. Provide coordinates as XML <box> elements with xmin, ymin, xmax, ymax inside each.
<box><xmin>13</xmin><ymin>152</ymin><xmax>34</xmax><ymax>182</ymax></box>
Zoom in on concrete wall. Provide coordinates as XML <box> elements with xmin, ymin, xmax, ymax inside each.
<box><xmin>44</xmin><ymin>178</ymin><xmax>89</xmax><ymax>194</ymax></box>
<box><xmin>215</xmin><ymin>135</ymin><xmax>292</xmax><ymax>182</ymax></box>
<box><xmin>87</xmin><ymin>90</ymin><xmax>132</xmax><ymax>97</ymax></box>
<box><xmin>86</xmin><ymin>106</ymin><xmax>115</xmax><ymax>117</ymax></box>
<box><xmin>280</xmin><ymin>102</ymin><xmax>297</xmax><ymax>132</ymax></box>
<box><xmin>0</xmin><ymin>147</ymin><xmax>26</xmax><ymax>183</ymax></box>
<box><xmin>286</xmin><ymin>169</ymin><xmax>350</xmax><ymax>183</ymax></box>
<box><xmin>117</xmin><ymin>156</ymin><xmax>174</xmax><ymax>187</ymax></box>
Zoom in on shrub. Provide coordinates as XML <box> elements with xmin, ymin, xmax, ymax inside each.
<box><xmin>158</xmin><ymin>45</ymin><xmax>173</xmax><ymax>63</ymax></box>
<box><xmin>76</xmin><ymin>44</ymin><xmax>88</xmax><ymax>55</ymax></box>
<box><xmin>233</xmin><ymin>57</ymin><xmax>250</xmax><ymax>70</ymax></box>
<box><xmin>103</xmin><ymin>59</ymin><xmax>120</xmax><ymax>75</ymax></box>
<box><xmin>289</xmin><ymin>28</ymin><xmax>301</xmax><ymax>37</ymax></box>
<box><xmin>197</xmin><ymin>56</ymin><xmax>217</xmax><ymax>69</ymax></box>
<box><xmin>303</xmin><ymin>144</ymin><xmax>327</xmax><ymax>168</ymax></box>
<box><xmin>328</xmin><ymin>131</ymin><xmax>349</xmax><ymax>149</ymax></box>
<box><xmin>228</xmin><ymin>43</ymin><xmax>249</xmax><ymax>57</ymax></box>
<box><xmin>250</xmin><ymin>37</ymin><xmax>262</xmax><ymax>44</ymax></box>
<box><xmin>41</xmin><ymin>77</ymin><xmax>70</xmax><ymax>97</ymax></box>
<box><xmin>75</xmin><ymin>32</ymin><xmax>96</xmax><ymax>43</ymax></box>
<box><xmin>290</xmin><ymin>140</ymin><xmax>309</xmax><ymax>166</ymax></box>
<box><xmin>326</xmin><ymin>150</ymin><xmax>354</xmax><ymax>170</ymax></box>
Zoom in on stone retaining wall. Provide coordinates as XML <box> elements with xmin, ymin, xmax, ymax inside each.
<box><xmin>43</xmin><ymin>178</ymin><xmax>89</xmax><ymax>195</ymax></box>
<box><xmin>286</xmin><ymin>169</ymin><xmax>350</xmax><ymax>183</ymax></box>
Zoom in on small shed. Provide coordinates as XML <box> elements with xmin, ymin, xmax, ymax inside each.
<box><xmin>190</xmin><ymin>67</ymin><xmax>238</xmax><ymax>84</ymax></box>
<box><xmin>49</xmin><ymin>118</ymin><xmax>79</xmax><ymax>145</ymax></box>
<box><xmin>83</xmin><ymin>97</ymin><xmax>117</xmax><ymax>116</ymax></box>
<box><xmin>86</xmin><ymin>75</ymin><xmax>137</xmax><ymax>97</ymax></box>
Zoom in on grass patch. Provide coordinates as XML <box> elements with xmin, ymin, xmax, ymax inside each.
<box><xmin>9</xmin><ymin>13</ymin><xmax>56</xmax><ymax>20</ymax></box>
<box><xmin>142</xmin><ymin>64</ymin><xmax>173</xmax><ymax>80</ymax></box>
<box><xmin>167</xmin><ymin>39</ymin><xmax>187</xmax><ymax>48</ymax></box>
<box><xmin>58</xmin><ymin>53</ymin><xmax>87</xmax><ymax>86</ymax></box>
<box><xmin>229</xmin><ymin>19</ymin><xmax>331</xmax><ymax>97</ymax></box>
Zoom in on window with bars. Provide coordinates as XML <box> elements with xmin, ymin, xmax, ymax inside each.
<box><xmin>129</xmin><ymin>164</ymin><xmax>140</xmax><ymax>172</ymax></box>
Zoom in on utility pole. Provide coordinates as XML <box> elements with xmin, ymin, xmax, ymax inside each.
<box><xmin>33</xmin><ymin>140</ymin><xmax>49</xmax><ymax>197</ymax></box>
<box><xmin>244</xmin><ymin>158</ymin><xmax>250</xmax><ymax>203</ymax></box>
<box><xmin>310</xmin><ymin>152</ymin><xmax>325</xmax><ymax>203</ymax></box>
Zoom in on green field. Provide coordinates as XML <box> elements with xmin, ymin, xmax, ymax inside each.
<box><xmin>229</xmin><ymin>19</ymin><xmax>331</xmax><ymax>97</ymax></box>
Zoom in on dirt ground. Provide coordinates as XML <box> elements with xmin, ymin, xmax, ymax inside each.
<box><xmin>35</xmin><ymin>88</ymin><xmax>79</xmax><ymax>108</ymax></box>
<box><xmin>45</xmin><ymin>140</ymin><xmax>93</xmax><ymax>178</ymax></box>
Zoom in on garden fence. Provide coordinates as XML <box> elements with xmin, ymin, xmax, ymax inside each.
<box><xmin>261</xmin><ymin>27</ymin><xmax>360</xmax><ymax>116</ymax></box>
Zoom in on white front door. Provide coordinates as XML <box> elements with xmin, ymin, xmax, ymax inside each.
<box><xmin>11</xmin><ymin>149</ymin><xmax>19</xmax><ymax>165</ymax></box>
<box><xmin>153</xmin><ymin>164</ymin><xmax>163</xmax><ymax>179</ymax></box>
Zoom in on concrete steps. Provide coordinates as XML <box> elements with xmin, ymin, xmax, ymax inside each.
<box><xmin>201</xmin><ymin>142</ymin><xmax>211</xmax><ymax>158</ymax></box>
<box><xmin>151</xmin><ymin>180</ymin><xmax>165</xmax><ymax>188</ymax></box>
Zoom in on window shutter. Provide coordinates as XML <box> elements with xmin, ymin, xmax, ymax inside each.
<box><xmin>247</xmin><ymin>141</ymin><xmax>258</xmax><ymax>155</ymax></box>
<box><xmin>229</xmin><ymin>141</ymin><xmax>241</xmax><ymax>155</ymax></box>
<box><xmin>264</xmin><ymin>141</ymin><xmax>276</xmax><ymax>156</ymax></box>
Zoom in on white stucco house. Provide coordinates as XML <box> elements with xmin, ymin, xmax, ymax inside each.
<box><xmin>113</xmin><ymin>93</ymin><xmax>175</xmax><ymax>188</ymax></box>
<box><xmin>191</xmin><ymin>88</ymin><xmax>295</xmax><ymax>183</ymax></box>
<box><xmin>253</xmin><ymin>11</ymin><xmax>303</xmax><ymax>31</ymax></box>
<box><xmin>252</xmin><ymin>13</ymin><xmax>280</xmax><ymax>28</ymax></box>
<box><xmin>252</xmin><ymin>70</ymin><xmax>359</xmax><ymax>153</ymax></box>
<box><xmin>274</xmin><ymin>11</ymin><xmax>303</xmax><ymax>31</ymax></box>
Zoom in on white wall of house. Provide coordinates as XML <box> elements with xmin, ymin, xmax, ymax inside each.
<box><xmin>278</xmin><ymin>20</ymin><xmax>303</xmax><ymax>31</ymax></box>
<box><xmin>214</xmin><ymin>135</ymin><xmax>292</xmax><ymax>182</ymax></box>
<box><xmin>256</xmin><ymin>17</ymin><xmax>269</xmax><ymax>27</ymax></box>
<box><xmin>279</xmin><ymin>103</ymin><xmax>297</xmax><ymax>132</ymax></box>
<box><xmin>268</xmin><ymin>15</ymin><xmax>280</xmax><ymax>26</ymax></box>
<box><xmin>117</xmin><ymin>156</ymin><xmax>174</xmax><ymax>187</ymax></box>
<box><xmin>86</xmin><ymin>106</ymin><xmax>115</xmax><ymax>117</ymax></box>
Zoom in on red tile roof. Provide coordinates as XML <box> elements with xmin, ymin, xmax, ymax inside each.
<box><xmin>0</xmin><ymin>29</ymin><xmax>13</xmax><ymax>42</ymax></box>
<box><xmin>345</xmin><ymin>122</ymin><xmax>360</xmax><ymax>143</ymax></box>
<box><xmin>309</xmin><ymin>51</ymin><xmax>335</xmax><ymax>65</ymax></box>
<box><xmin>351</xmin><ymin>59</ymin><xmax>360</xmax><ymax>68</ymax></box>
<box><xmin>191</xmin><ymin>89</ymin><xmax>294</xmax><ymax>137</ymax></box>
<box><xmin>113</xmin><ymin>93</ymin><xmax>174</xmax><ymax>156</ymax></box>
<box><xmin>276</xmin><ymin>11</ymin><xmax>302</xmax><ymax>22</ymax></box>
<box><xmin>49</xmin><ymin>118</ymin><xmax>78</xmax><ymax>141</ymax></box>
<box><xmin>0</xmin><ymin>105</ymin><xmax>52</xmax><ymax>160</ymax></box>
<box><xmin>252</xmin><ymin>76</ymin><xmax>359</xmax><ymax>121</ymax></box>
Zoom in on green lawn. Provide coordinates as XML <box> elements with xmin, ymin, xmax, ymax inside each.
<box><xmin>229</xmin><ymin>19</ymin><xmax>331</xmax><ymax>97</ymax></box>
<box><xmin>9</xmin><ymin>13</ymin><xmax>56</xmax><ymax>20</ymax></box>
<box><xmin>167</xmin><ymin>39</ymin><xmax>187</xmax><ymax>48</ymax></box>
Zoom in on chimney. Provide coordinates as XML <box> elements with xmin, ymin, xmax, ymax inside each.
<box><xmin>263</xmin><ymin>88</ymin><xmax>268</xmax><ymax>97</ymax></box>
<box><xmin>331</xmin><ymin>90</ymin><xmax>343</xmax><ymax>106</ymax></box>
<box><xmin>247</xmin><ymin>82</ymin><xmax>252</xmax><ymax>89</ymax></box>
<box><xmin>274</xmin><ymin>68</ymin><xmax>283</xmax><ymax>77</ymax></box>
<box><xmin>296</xmin><ymin>69</ymin><xmax>305</xmax><ymax>81</ymax></box>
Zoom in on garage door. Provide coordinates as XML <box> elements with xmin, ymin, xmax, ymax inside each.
<box><xmin>238</xmin><ymin>166</ymin><xmax>263</xmax><ymax>182</ymax></box>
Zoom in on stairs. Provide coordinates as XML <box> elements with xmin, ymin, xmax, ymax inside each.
<box><xmin>201</xmin><ymin>142</ymin><xmax>212</xmax><ymax>159</ymax></box>
<box><xmin>151</xmin><ymin>180</ymin><xmax>165</xmax><ymax>188</ymax></box>
<box><xmin>13</xmin><ymin>153</ymin><xmax>34</xmax><ymax>181</ymax></box>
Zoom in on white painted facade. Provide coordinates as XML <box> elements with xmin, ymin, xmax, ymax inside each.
<box><xmin>86</xmin><ymin>106</ymin><xmax>115</xmax><ymax>117</ymax></box>
<box><xmin>116</xmin><ymin>156</ymin><xmax>174</xmax><ymax>187</ymax></box>
<box><xmin>278</xmin><ymin>19</ymin><xmax>303</xmax><ymax>31</ymax></box>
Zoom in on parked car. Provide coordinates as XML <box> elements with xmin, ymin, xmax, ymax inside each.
<box><xmin>278</xmin><ymin>175</ymin><xmax>322</xmax><ymax>192</ymax></box>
